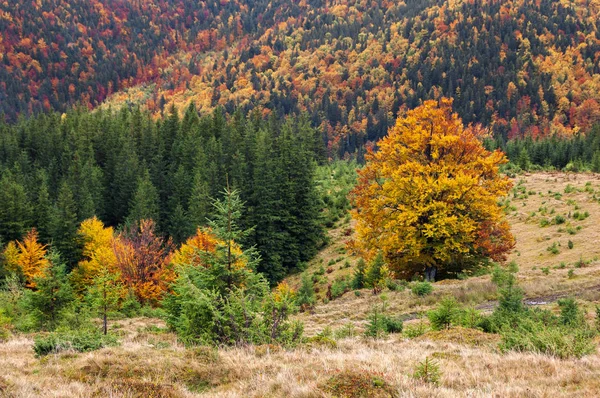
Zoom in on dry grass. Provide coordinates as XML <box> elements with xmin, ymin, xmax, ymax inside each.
<box><xmin>4</xmin><ymin>172</ymin><xmax>600</xmax><ymax>397</ymax></box>
<box><xmin>2</xmin><ymin>318</ymin><xmax>600</xmax><ymax>397</ymax></box>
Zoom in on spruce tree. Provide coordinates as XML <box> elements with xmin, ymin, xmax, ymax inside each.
<box><xmin>207</xmin><ymin>186</ymin><xmax>258</xmax><ymax>294</ymax></box>
<box><xmin>0</xmin><ymin>170</ymin><xmax>32</xmax><ymax>242</ymax></box>
<box><xmin>366</xmin><ymin>253</ymin><xmax>385</xmax><ymax>288</ymax></box>
<box><xmin>127</xmin><ymin>168</ymin><xmax>160</xmax><ymax>226</ymax></box>
<box><xmin>24</xmin><ymin>251</ymin><xmax>74</xmax><ymax>330</ymax></box>
<box><xmin>188</xmin><ymin>170</ymin><xmax>211</xmax><ymax>229</ymax></box>
<box><xmin>296</xmin><ymin>272</ymin><xmax>316</xmax><ymax>308</ymax></box>
<box><xmin>352</xmin><ymin>258</ymin><xmax>367</xmax><ymax>289</ymax></box>
<box><xmin>50</xmin><ymin>182</ymin><xmax>81</xmax><ymax>269</ymax></box>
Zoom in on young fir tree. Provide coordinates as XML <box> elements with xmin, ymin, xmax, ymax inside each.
<box><xmin>87</xmin><ymin>266</ymin><xmax>124</xmax><ymax>335</ymax></box>
<box><xmin>296</xmin><ymin>272</ymin><xmax>316</xmax><ymax>309</ymax></box>
<box><xmin>206</xmin><ymin>185</ymin><xmax>258</xmax><ymax>294</ymax></box>
<box><xmin>366</xmin><ymin>253</ymin><xmax>385</xmax><ymax>288</ymax></box>
<box><xmin>352</xmin><ymin>258</ymin><xmax>367</xmax><ymax>289</ymax></box>
<box><xmin>24</xmin><ymin>251</ymin><xmax>74</xmax><ymax>330</ymax></box>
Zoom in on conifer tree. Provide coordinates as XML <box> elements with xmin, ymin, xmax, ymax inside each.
<box><xmin>32</xmin><ymin>170</ymin><xmax>53</xmax><ymax>244</ymax></box>
<box><xmin>366</xmin><ymin>253</ymin><xmax>385</xmax><ymax>288</ymax></box>
<box><xmin>188</xmin><ymin>170</ymin><xmax>211</xmax><ymax>229</ymax></box>
<box><xmin>296</xmin><ymin>272</ymin><xmax>316</xmax><ymax>309</ymax></box>
<box><xmin>352</xmin><ymin>258</ymin><xmax>367</xmax><ymax>289</ymax></box>
<box><xmin>0</xmin><ymin>171</ymin><xmax>32</xmax><ymax>242</ymax></box>
<box><xmin>206</xmin><ymin>185</ymin><xmax>258</xmax><ymax>294</ymax></box>
<box><xmin>51</xmin><ymin>182</ymin><xmax>81</xmax><ymax>269</ymax></box>
<box><xmin>127</xmin><ymin>168</ymin><xmax>160</xmax><ymax>227</ymax></box>
<box><xmin>24</xmin><ymin>251</ymin><xmax>74</xmax><ymax>330</ymax></box>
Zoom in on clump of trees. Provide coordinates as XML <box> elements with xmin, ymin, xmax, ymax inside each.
<box><xmin>351</xmin><ymin>99</ymin><xmax>515</xmax><ymax>280</ymax></box>
<box><xmin>0</xmin><ymin>106</ymin><xmax>325</xmax><ymax>285</ymax></box>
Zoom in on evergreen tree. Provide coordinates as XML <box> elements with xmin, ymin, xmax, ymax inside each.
<box><xmin>24</xmin><ymin>251</ymin><xmax>74</xmax><ymax>330</ymax></box>
<box><xmin>296</xmin><ymin>272</ymin><xmax>316</xmax><ymax>308</ymax></box>
<box><xmin>0</xmin><ymin>170</ymin><xmax>32</xmax><ymax>243</ymax></box>
<box><xmin>207</xmin><ymin>186</ymin><xmax>258</xmax><ymax>294</ymax></box>
<box><xmin>351</xmin><ymin>258</ymin><xmax>367</xmax><ymax>289</ymax></box>
<box><xmin>32</xmin><ymin>170</ymin><xmax>53</xmax><ymax>244</ymax></box>
<box><xmin>366</xmin><ymin>253</ymin><xmax>385</xmax><ymax>288</ymax></box>
<box><xmin>50</xmin><ymin>182</ymin><xmax>81</xmax><ymax>269</ymax></box>
<box><xmin>188</xmin><ymin>170</ymin><xmax>211</xmax><ymax>229</ymax></box>
<box><xmin>127</xmin><ymin>168</ymin><xmax>160</xmax><ymax>226</ymax></box>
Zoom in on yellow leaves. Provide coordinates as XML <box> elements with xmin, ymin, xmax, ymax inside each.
<box><xmin>2</xmin><ymin>241</ymin><xmax>20</xmax><ymax>275</ymax></box>
<box><xmin>72</xmin><ymin>217</ymin><xmax>118</xmax><ymax>291</ymax></box>
<box><xmin>273</xmin><ymin>281</ymin><xmax>296</xmax><ymax>303</ymax></box>
<box><xmin>351</xmin><ymin>98</ymin><xmax>514</xmax><ymax>277</ymax></box>
<box><xmin>3</xmin><ymin>229</ymin><xmax>49</xmax><ymax>288</ymax></box>
<box><xmin>171</xmin><ymin>228</ymin><xmax>219</xmax><ymax>268</ymax></box>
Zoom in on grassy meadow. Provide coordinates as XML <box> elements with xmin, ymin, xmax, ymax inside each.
<box><xmin>3</xmin><ymin>172</ymin><xmax>600</xmax><ymax>397</ymax></box>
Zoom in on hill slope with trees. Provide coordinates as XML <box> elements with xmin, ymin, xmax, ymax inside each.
<box><xmin>1</xmin><ymin>0</ymin><xmax>599</xmax><ymax>156</ymax></box>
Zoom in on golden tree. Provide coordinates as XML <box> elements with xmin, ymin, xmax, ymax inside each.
<box><xmin>2</xmin><ymin>229</ymin><xmax>50</xmax><ymax>288</ymax></box>
<box><xmin>351</xmin><ymin>98</ymin><xmax>514</xmax><ymax>279</ymax></box>
<box><xmin>71</xmin><ymin>217</ymin><xmax>117</xmax><ymax>291</ymax></box>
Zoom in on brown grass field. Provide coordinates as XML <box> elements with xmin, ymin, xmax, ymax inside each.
<box><xmin>3</xmin><ymin>172</ymin><xmax>600</xmax><ymax>397</ymax></box>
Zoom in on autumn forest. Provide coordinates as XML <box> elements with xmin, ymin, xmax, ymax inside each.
<box><xmin>2</xmin><ymin>0</ymin><xmax>600</xmax><ymax>396</ymax></box>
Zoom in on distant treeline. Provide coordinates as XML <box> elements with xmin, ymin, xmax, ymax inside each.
<box><xmin>487</xmin><ymin>124</ymin><xmax>600</xmax><ymax>172</ymax></box>
<box><xmin>0</xmin><ymin>105</ymin><xmax>328</xmax><ymax>284</ymax></box>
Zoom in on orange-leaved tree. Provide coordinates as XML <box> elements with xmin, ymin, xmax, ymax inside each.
<box><xmin>113</xmin><ymin>219</ymin><xmax>173</xmax><ymax>306</ymax></box>
<box><xmin>350</xmin><ymin>98</ymin><xmax>514</xmax><ymax>280</ymax></box>
<box><xmin>2</xmin><ymin>229</ymin><xmax>49</xmax><ymax>288</ymax></box>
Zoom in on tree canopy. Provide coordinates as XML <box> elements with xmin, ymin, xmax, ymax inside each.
<box><xmin>351</xmin><ymin>98</ymin><xmax>515</xmax><ymax>279</ymax></box>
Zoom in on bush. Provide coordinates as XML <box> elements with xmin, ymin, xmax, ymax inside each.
<box><xmin>499</xmin><ymin>317</ymin><xmax>595</xmax><ymax>359</ymax></box>
<box><xmin>330</xmin><ymin>278</ymin><xmax>350</xmax><ymax>299</ymax></box>
<box><xmin>427</xmin><ymin>298</ymin><xmax>462</xmax><ymax>330</ymax></box>
<box><xmin>558</xmin><ymin>298</ymin><xmax>582</xmax><ymax>326</ymax></box>
<box><xmin>120</xmin><ymin>289</ymin><xmax>142</xmax><ymax>317</ymax></box>
<box><xmin>411</xmin><ymin>281</ymin><xmax>433</xmax><ymax>297</ymax></box>
<box><xmin>403</xmin><ymin>319</ymin><xmax>428</xmax><ymax>338</ymax></box>
<box><xmin>33</xmin><ymin>328</ymin><xmax>118</xmax><ymax>357</ymax></box>
<box><xmin>364</xmin><ymin>305</ymin><xmax>403</xmax><ymax>338</ymax></box>
<box><xmin>0</xmin><ymin>309</ymin><xmax>12</xmax><ymax>342</ymax></box>
<box><xmin>323</xmin><ymin>370</ymin><xmax>392</xmax><ymax>398</ymax></box>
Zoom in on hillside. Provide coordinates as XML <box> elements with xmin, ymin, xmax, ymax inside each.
<box><xmin>2</xmin><ymin>0</ymin><xmax>600</xmax><ymax>154</ymax></box>
<box><xmin>3</xmin><ymin>172</ymin><xmax>600</xmax><ymax>397</ymax></box>
<box><xmin>292</xmin><ymin>172</ymin><xmax>600</xmax><ymax>334</ymax></box>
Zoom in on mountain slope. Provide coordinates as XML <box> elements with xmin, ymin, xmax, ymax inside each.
<box><xmin>1</xmin><ymin>0</ymin><xmax>600</xmax><ymax>154</ymax></box>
